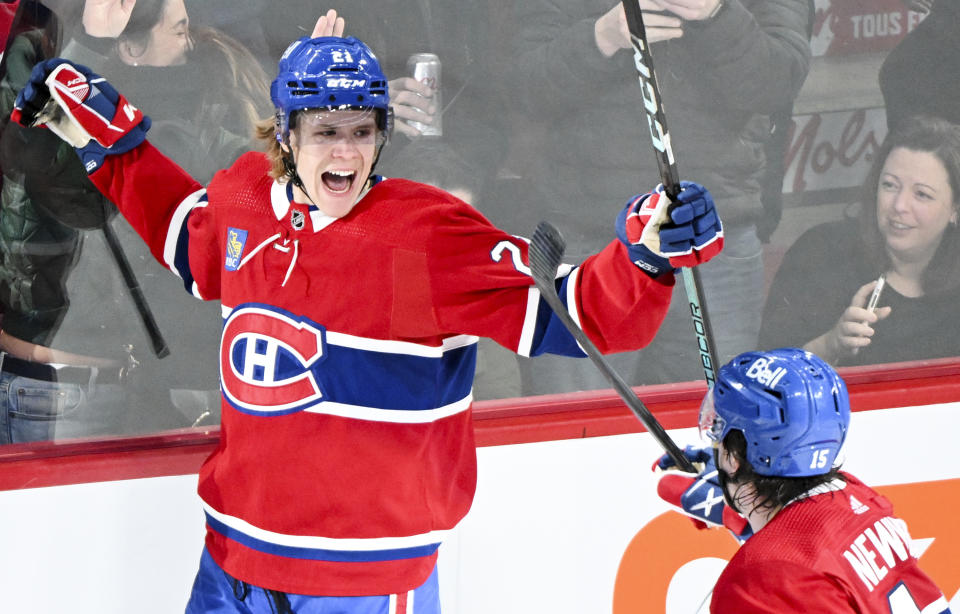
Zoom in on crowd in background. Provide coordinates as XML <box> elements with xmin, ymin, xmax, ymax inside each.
<box><xmin>0</xmin><ymin>0</ymin><xmax>956</xmax><ymax>444</ymax></box>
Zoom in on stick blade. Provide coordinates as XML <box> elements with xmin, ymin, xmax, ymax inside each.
<box><xmin>529</xmin><ymin>221</ymin><xmax>566</xmax><ymax>285</ymax></box>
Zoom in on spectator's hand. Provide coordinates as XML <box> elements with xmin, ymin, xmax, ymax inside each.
<box><xmin>311</xmin><ymin>9</ymin><xmax>345</xmax><ymax>38</ymax></box>
<box><xmin>616</xmin><ymin>181</ymin><xmax>724</xmax><ymax>278</ymax></box>
<box><xmin>653</xmin><ymin>445</ymin><xmax>753</xmax><ymax>542</ymax></box>
<box><xmin>308</xmin><ymin>12</ymin><xmax>436</xmax><ymax>138</ymax></box>
<box><xmin>82</xmin><ymin>0</ymin><xmax>137</xmax><ymax>38</ymax></box>
<box><xmin>594</xmin><ymin>1</ymin><xmax>683</xmax><ymax>58</ymax></box>
<box><xmin>812</xmin><ymin>280</ymin><xmax>892</xmax><ymax>360</ymax></box>
<box><xmin>903</xmin><ymin>0</ymin><xmax>934</xmax><ymax>15</ymax></box>
<box><xmin>389</xmin><ymin>77</ymin><xmax>439</xmax><ymax>138</ymax></box>
<box><xmin>655</xmin><ymin>0</ymin><xmax>725</xmax><ymax>21</ymax></box>
<box><xmin>12</xmin><ymin>59</ymin><xmax>150</xmax><ymax>174</ymax></box>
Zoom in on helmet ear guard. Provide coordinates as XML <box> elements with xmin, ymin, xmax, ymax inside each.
<box><xmin>704</xmin><ymin>348</ymin><xmax>850</xmax><ymax>478</ymax></box>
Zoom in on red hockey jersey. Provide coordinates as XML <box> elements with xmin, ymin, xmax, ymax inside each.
<box><xmin>712</xmin><ymin>474</ymin><xmax>950</xmax><ymax>613</ymax></box>
<box><xmin>91</xmin><ymin>143</ymin><xmax>674</xmax><ymax>596</ymax></box>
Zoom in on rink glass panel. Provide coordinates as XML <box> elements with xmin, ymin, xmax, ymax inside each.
<box><xmin>0</xmin><ymin>0</ymin><xmax>955</xmax><ymax>455</ymax></box>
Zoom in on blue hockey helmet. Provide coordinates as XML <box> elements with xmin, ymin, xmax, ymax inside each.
<box><xmin>270</xmin><ymin>36</ymin><xmax>391</xmax><ymax>144</ymax></box>
<box><xmin>699</xmin><ymin>348</ymin><xmax>850</xmax><ymax>477</ymax></box>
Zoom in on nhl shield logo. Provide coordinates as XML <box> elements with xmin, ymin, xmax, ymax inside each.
<box><xmin>291</xmin><ymin>209</ymin><xmax>305</xmax><ymax>231</ymax></box>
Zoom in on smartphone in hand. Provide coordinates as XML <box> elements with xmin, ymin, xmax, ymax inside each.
<box><xmin>866</xmin><ymin>274</ymin><xmax>886</xmax><ymax>314</ymax></box>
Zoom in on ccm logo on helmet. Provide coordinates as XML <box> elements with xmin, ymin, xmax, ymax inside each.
<box><xmin>744</xmin><ymin>357</ymin><xmax>787</xmax><ymax>389</ymax></box>
<box><xmin>326</xmin><ymin>77</ymin><xmax>366</xmax><ymax>89</ymax></box>
<box><xmin>220</xmin><ymin>304</ymin><xmax>327</xmax><ymax>416</ymax></box>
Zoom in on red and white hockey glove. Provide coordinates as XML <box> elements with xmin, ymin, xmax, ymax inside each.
<box><xmin>12</xmin><ymin>58</ymin><xmax>150</xmax><ymax>174</ymax></box>
<box><xmin>616</xmin><ymin>181</ymin><xmax>724</xmax><ymax>278</ymax></box>
<box><xmin>653</xmin><ymin>445</ymin><xmax>753</xmax><ymax>543</ymax></box>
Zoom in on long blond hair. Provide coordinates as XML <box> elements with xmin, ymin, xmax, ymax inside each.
<box><xmin>255</xmin><ymin>116</ymin><xmax>288</xmax><ymax>180</ymax></box>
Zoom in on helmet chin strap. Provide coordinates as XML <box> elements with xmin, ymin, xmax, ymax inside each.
<box><xmin>714</xmin><ymin>447</ymin><xmax>745</xmax><ymax>515</ymax></box>
<box><xmin>280</xmin><ymin>141</ymin><xmax>318</xmax><ymax>207</ymax></box>
<box><xmin>278</xmin><ymin>122</ymin><xmax>387</xmax><ymax>209</ymax></box>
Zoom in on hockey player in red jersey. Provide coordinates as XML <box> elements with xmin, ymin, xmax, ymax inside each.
<box><xmin>11</xmin><ymin>13</ymin><xmax>725</xmax><ymax>614</ymax></box>
<box><xmin>655</xmin><ymin>348</ymin><xmax>952</xmax><ymax>613</ymax></box>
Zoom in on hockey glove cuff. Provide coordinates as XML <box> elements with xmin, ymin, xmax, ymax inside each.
<box><xmin>13</xmin><ymin>58</ymin><xmax>150</xmax><ymax>174</ymax></box>
<box><xmin>616</xmin><ymin>182</ymin><xmax>724</xmax><ymax>278</ymax></box>
<box><xmin>653</xmin><ymin>445</ymin><xmax>753</xmax><ymax>543</ymax></box>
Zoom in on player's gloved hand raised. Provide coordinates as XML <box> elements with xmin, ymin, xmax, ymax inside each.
<box><xmin>616</xmin><ymin>181</ymin><xmax>724</xmax><ymax>278</ymax></box>
<box><xmin>653</xmin><ymin>445</ymin><xmax>753</xmax><ymax>542</ymax></box>
<box><xmin>12</xmin><ymin>58</ymin><xmax>150</xmax><ymax>174</ymax></box>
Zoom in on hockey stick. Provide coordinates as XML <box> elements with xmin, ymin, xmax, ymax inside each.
<box><xmin>102</xmin><ymin>218</ymin><xmax>170</xmax><ymax>359</ymax></box>
<box><xmin>620</xmin><ymin>0</ymin><xmax>720</xmax><ymax>387</ymax></box>
<box><xmin>529</xmin><ymin>221</ymin><xmax>695</xmax><ymax>472</ymax></box>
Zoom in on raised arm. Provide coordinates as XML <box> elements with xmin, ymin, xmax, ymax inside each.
<box><xmin>12</xmin><ymin>58</ymin><xmax>209</xmax><ymax>292</ymax></box>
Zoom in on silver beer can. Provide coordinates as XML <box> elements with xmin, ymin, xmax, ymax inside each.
<box><xmin>406</xmin><ymin>52</ymin><xmax>442</xmax><ymax>137</ymax></box>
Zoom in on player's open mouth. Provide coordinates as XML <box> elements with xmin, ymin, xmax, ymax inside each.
<box><xmin>322</xmin><ymin>170</ymin><xmax>356</xmax><ymax>194</ymax></box>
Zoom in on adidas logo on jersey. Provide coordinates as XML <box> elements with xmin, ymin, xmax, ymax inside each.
<box><xmin>850</xmin><ymin>495</ymin><xmax>869</xmax><ymax>515</ymax></box>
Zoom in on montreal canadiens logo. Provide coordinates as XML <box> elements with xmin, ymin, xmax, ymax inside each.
<box><xmin>220</xmin><ymin>304</ymin><xmax>327</xmax><ymax>415</ymax></box>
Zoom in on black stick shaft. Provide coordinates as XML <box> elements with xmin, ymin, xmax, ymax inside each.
<box><xmin>529</xmin><ymin>223</ymin><xmax>695</xmax><ymax>472</ymax></box>
<box><xmin>620</xmin><ymin>0</ymin><xmax>721</xmax><ymax>387</ymax></box>
<box><xmin>102</xmin><ymin>221</ymin><xmax>170</xmax><ymax>359</ymax></box>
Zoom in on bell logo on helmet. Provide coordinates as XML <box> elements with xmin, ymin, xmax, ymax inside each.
<box><xmin>716</xmin><ymin>348</ymin><xmax>851</xmax><ymax>478</ymax></box>
<box><xmin>744</xmin><ymin>356</ymin><xmax>787</xmax><ymax>388</ymax></box>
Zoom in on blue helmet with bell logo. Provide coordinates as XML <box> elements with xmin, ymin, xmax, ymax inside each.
<box><xmin>699</xmin><ymin>348</ymin><xmax>850</xmax><ymax>477</ymax></box>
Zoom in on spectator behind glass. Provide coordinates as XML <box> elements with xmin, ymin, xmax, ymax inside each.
<box><xmin>879</xmin><ymin>0</ymin><xmax>960</xmax><ymax>132</ymax></box>
<box><xmin>67</xmin><ymin>0</ymin><xmax>271</xmax><ymax>183</ymax></box>
<box><xmin>506</xmin><ymin>0</ymin><xmax>813</xmax><ymax>393</ymax></box>
<box><xmin>759</xmin><ymin>115</ymin><xmax>960</xmax><ymax>366</ymax></box>
<box><xmin>63</xmin><ymin>0</ymin><xmax>272</xmax><ymax>424</ymax></box>
<box><xmin>0</xmin><ymin>0</ymin><xmax>271</xmax><ymax>444</ymax></box>
<box><xmin>0</xmin><ymin>3</ymin><xmax>138</xmax><ymax>443</ymax></box>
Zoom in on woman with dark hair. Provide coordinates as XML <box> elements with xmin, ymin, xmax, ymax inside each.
<box><xmin>759</xmin><ymin>114</ymin><xmax>960</xmax><ymax>366</ymax></box>
<box><xmin>111</xmin><ymin>0</ymin><xmax>191</xmax><ymax>66</ymax></box>
<box><xmin>67</xmin><ymin>0</ymin><xmax>271</xmax><ymax>180</ymax></box>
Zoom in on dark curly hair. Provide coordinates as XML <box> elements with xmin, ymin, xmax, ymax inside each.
<box><xmin>722</xmin><ymin>429</ymin><xmax>846</xmax><ymax>516</ymax></box>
